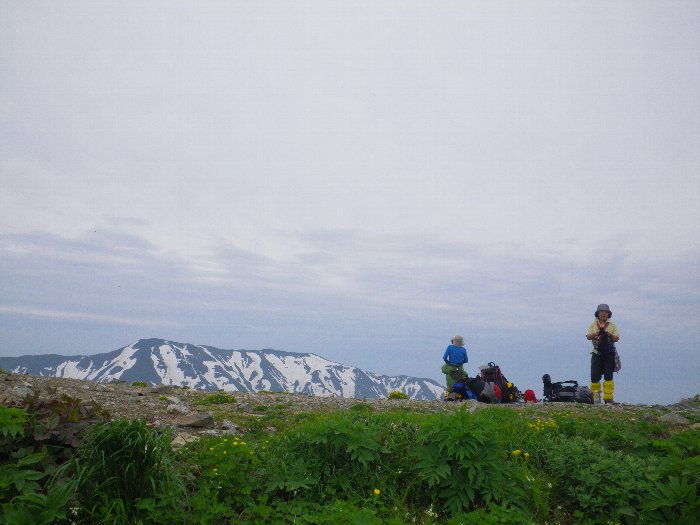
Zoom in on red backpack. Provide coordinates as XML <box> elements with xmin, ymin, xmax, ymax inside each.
<box><xmin>479</xmin><ymin>362</ymin><xmax>520</xmax><ymax>403</ymax></box>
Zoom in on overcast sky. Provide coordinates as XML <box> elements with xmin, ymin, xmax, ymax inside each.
<box><xmin>1</xmin><ymin>1</ymin><xmax>698</xmax><ymax>404</ymax></box>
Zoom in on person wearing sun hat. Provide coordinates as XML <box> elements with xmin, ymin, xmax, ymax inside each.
<box><xmin>441</xmin><ymin>335</ymin><xmax>469</xmax><ymax>393</ymax></box>
<box><xmin>586</xmin><ymin>304</ymin><xmax>621</xmax><ymax>404</ymax></box>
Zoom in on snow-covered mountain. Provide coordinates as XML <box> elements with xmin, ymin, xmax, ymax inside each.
<box><xmin>0</xmin><ymin>338</ymin><xmax>443</xmax><ymax>400</ymax></box>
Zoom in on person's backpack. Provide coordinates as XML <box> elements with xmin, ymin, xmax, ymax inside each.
<box><xmin>479</xmin><ymin>362</ymin><xmax>520</xmax><ymax>403</ymax></box>
<box><xmin>479</xmin><ymin>381</ymin><xmax>501</xmax><ymax>403</ymax></box>
<box><xmin>447</xmin><ymin>376</ymin><xmax>485</xmax><ymax>401</ymax></box>
<box><xmin>542</xmin><ymin>374</ymin><xmax>593</xmax><ymax>404</ymax></box>
<box><xmin>597</xmin><ymin>324</ymin><xmax>615</xmax><ymax>353</ymax></box>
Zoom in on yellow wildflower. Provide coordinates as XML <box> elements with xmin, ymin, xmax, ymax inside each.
<box><xmin>512</xmin><ymin>450</ymin><xmax>521</xmax><ymax>456</ymax></box>
<box><xmin>524</xmin><ymin>452</ymin><xmax>530</xmax><ymax>459</ymax></box>
<box><xmin>373</xmin><ymin>488</ymin><xmax>381</xmax><ymax>495</ymax></box>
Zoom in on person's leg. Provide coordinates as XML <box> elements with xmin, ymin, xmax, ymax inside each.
<box><xmin>603</xmin><ymin>352</ymin><xmax>616</xmax><ymax>403</ymax></box>
<box><xmin>591</xmin><ymin>354</ymin><xmax>603</xmax><ymax>404</ymax></box>
<box><xmin>445</xmin><ymin>371</ymin><xmax>455</xmax><ymax>391</ymax></box>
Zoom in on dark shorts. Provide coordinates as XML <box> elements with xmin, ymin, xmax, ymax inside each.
<box><xmin>591</xmin><ymin>351</ymin><xmax>615</xmax><ymax>382</ymax></box>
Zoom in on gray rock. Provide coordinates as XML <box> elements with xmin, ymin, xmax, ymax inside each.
<box><xmin>177</xmin><ymin>411</ymin><xmax>215</xmax><ymax>428</ymax></box>
<box><xmin>12</xmin><ymin>385</ymin><xmax>35</xmax><ymax>398</ymax></box>
<box><xmin>150</xmin><ymin>385</ymin><xmax>179</xmax><ymax>394</ymax></box>
<box><xmin>659</xmin><ymin>413</ymin><xmax>691</xmax><ymax>425</ymax></box>
<box><xmin>167</xmin><ymin>403</ymin><xmax>190</xmax><ymax>415</ymax></box>
<box><xmin>171</xmin><ymin>432</ymin><xmax>197</xmax><ymax>449</ymax></box>
<box><xmin>220</xmin><ymin>419</ymin><xmax>241</xmax><ymax>432</ymax></box>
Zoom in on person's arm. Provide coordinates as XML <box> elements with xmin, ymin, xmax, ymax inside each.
<box><xmin>586</xmin><ymin>322</ymin><xmax>598</xmax><ymax>340</ymax></box>
<box><xmin>608</xmin><ymin>323</ymin><xmax>620</xmax><ymax>343</ymax></box>
<box><xmin>443</xmin><ymin>348</ymin><xmax>450</xmax><ymax>363</ymax></box>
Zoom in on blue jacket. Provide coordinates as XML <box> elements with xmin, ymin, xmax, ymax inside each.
<box><xmin>443</xmin><ymin>344</ymin><xmax>468</xmax><ymax>366</ymax></box>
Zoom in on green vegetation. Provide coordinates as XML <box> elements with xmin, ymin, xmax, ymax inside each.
<box><xmin>1</xmin><ymin>397</ymin><xmax>699</xmax><ymax>524</ymax></box>
<box><xmin>67</xmin><ymin>419</ymin><xmax>183</xmax><ymax>524</ymax></box>
<box><xmin>388</xmin><ymin>390</ymin><xmax>409</xmax><ymax>400</ymax></box>
<box><xmin>194</xmin><ymin>391</ymin><xmax>237</xmax><ymax>405</ymax></box>
<box><xmin>0</xmin><ymin>395</ymin><xmax>109</xmax><ymax>524</ymax></box>
<box><xmin>130</xmin><ymin>381</ymin><xmax>149</xmax><ymax>388</ymax></box>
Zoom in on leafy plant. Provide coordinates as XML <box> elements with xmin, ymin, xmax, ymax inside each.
<box><xmin>176</xmin><ymin>434</ymin><xmax>261</xmax><ymax>518</ymax></box>
<box><xmin>541</xmin><ymin>435</ymin><xmax>659</xmax><ymax>523</ymax></box>
<box><xmin>387</xmin><ymin>391</ymin><xmax>409</xmax><ymax>400</ymax></box>
<box><xmin>0</xmin><ymin>406</ymin><xmax>26</xmax><ymax>440</ymax></box>
<box><xmin>130</xmin><ymin>381</ymin><xmax>148</xmax><ymax>387</ymax></box>
<box><xmin>0</xmin><ymin>396</ymin><xmax>108</xmax><ymax>525</ymax></box>
<box><xmin>410</xmin><ymin>408</ymin><xmax>533</xmax><ymax>517</ymax></box>
<box><xmin>639</xmin><ymin>475</ymin><xmax>700</xmax><ymax>524</ymax></box>
<box><xmin>194</xmin><ymin>391</ymin><xmax>237</xmax><ymax>405</ymax></box>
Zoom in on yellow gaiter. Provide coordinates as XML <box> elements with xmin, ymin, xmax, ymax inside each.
<box><xmin>603</xmin><ymin>380</ymin><xmax>615</xmax><ymax>401</ymax></box>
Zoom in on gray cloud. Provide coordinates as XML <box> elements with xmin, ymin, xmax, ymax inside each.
<box><xmin>1</xmin><ymin>2</ymin><xmax>699</xmax><ymax>403</ymax></box>
<box><xmin>2</xmin><ymin>227</ymin><xmax>698</xmax><ymax>405</ymax></box>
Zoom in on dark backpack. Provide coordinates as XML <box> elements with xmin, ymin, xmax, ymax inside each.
<box><xmin>542</xmin><ymin>374</ymin><xmax>593</xmax><ymax>404</ymax></box>
<box><xmin>479</xmin><ymin>362</ymin><xmax>520</xmax><ymax>403</ymax></box>
<box><xmin>449</xmin><ymin>376</ymin><xmax>485</xmax><ymax>401</ymax></box>
<box><xmin>596</xmin><ymin>323</ymin><xmax>615</xmax><ymax>354</ymax></box>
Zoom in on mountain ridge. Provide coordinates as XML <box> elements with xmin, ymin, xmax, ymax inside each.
<box><xmin>0</xmin><ymin>338</ymin><xmax>444</xmax><ymax>400</ymax></box>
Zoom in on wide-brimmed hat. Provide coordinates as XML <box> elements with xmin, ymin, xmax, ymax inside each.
<box><xmin>595</xmin><ymin>304</ymin><xmax>612</xmax><ymax>318</ymax></box>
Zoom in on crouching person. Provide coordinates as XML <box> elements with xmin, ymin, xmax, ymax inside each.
<box><xmin>441</xmin><ymin>335</ymin><xmax>468</xmax><ymax>394</ymax></box>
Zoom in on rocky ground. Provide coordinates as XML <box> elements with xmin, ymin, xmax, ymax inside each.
<box><xmin>2</xmin><ymin>372</ymin><xmax>698</xmax><ymax>447</ymax></box>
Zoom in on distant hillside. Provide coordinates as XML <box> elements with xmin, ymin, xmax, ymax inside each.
<box><xmin>0</xmin><ymin>338</ymin><xmax>444</xmax><ymax>400</ymax></box>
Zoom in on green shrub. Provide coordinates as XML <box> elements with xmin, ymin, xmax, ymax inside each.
<box><xmin>541</xmin><ymin>435</ymin><xmax>660</xmax><ymax>523</ymax></box>
<box><xmin>349</xmin><ymin>403</ymin><xmax>373</xmax><ymax>414</ymax></box>
<box><xmin>388</xmin><ymin>391</ymin><xmax>409</xmax><ymax>400</ymax></box>
<box><xmin>639</xmin><ymin>475</ymin><xmax>700</xmax><ymax>524</ymax></box>
<box><xmin>256</xmin><ymin>409</ymin><xmax>539</xmax><ymax>522</ymax></box>
<box><xmin>176</xmin><ymin>434</ymin><xmax>261</xmax><ymax>518</ymax></box>
<box><xmin>411</xmin><ymin>408</ymin><xmax>534</xmax><ymax>518</ymax></box>
<box><xmin>0</xmin><ymin>406</ymin><xmax>26</xmax><ymax>440</ymax></box>
<box><xmin>194</xmin><ymin>391</ymin><xmax>237</xmax><ymax>405</ymax></box>
<box><xmin>71</xmin><ymin>418</ymin><xmax>183</xmax><ymax>524</ymax></box>
<box><xmin>0</xmin><ymin>397</ymin><xmax>108</xmax><ymax>525</ymax></box>
<box><xmin>130</xmin><ymin>381</ymin><xmax>148</xmax><ymax>387</ymax></box>
<box><xmin>263</xmin><ymin>413</ymin><xmax>385</xmax><ymax>501</ymax></box>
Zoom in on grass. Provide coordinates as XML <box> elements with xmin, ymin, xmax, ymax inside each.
<box><xmin>193</xmin><ymin>391</ymin><xmax>237</xmax><ymax>405</ymax></box>
<box><xmin>2</xmin><ymin>394</ymin><xmax>699</xmax><ymax>524</ymax></box>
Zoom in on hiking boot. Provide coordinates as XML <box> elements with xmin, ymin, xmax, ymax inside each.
<box><xmin>604</xmin><ymin>398</ymin><xmax>618</xmax><ymax>405</ymax></box>
<box><xmin>593</xmin><ymin>392</ymin><xmax>602</xmax><ymax>404</ymax></box>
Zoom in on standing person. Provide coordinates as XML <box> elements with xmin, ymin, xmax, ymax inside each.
<box><xmin>586</xmin><ymin>304</ymin><xmax>620</xmax><ymax>404</ymax></box>
<box><xmin>441</xmin><ymin>335</ymin><xmax>468</xmax><ymax>392</ymax></box>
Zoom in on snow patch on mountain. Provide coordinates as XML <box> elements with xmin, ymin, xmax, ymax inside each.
<box><xmin>0</xmin><ymin>338</ymin><xmax>444</xmax><ymax>400</ymax></box>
